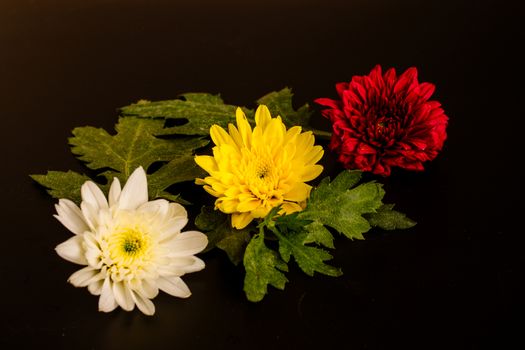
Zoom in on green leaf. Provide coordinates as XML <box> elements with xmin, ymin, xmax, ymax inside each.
<box><xmin>325</xmin><ymin>168</ymin><xmax>363</xmax><ymax>192</ymax></box>
<box><xmin>69</xmin><ymin>117</ymin><xmax>208</xmax><ymax>201</ymax></box>
<box><xmin>156</xmin><ymin>192</ymin><xmax>191</xmax><ymax>205</ymax></box>
<box><xmin>121</xmin><ymin>89</ymin><xmax>332</xmax><ymax>137</ymax></box>
<box><xmin>274</xmin><ymin>211</ymin><xmax>312</xmax><ymax>233</ymax></box>
<box><xmin>195</xmin><ymin>206</ymin><xmax>253</xmax><ymax>264</ymax></box>
<box><xmin>216</xmin><ymin>233</ymin><xmax>253</xmax><ymax>266</ymax></box>
<box><xmin>145</xmin><ymin>156</ymin><xmax>206</xmax><ymax>198</ymax></box>
<box><xmin>298</xmin><ymin>170</ymin><xmax>385</xmax><ymax>240</ymax></box>
<box><xmin>264</xmin><ymin>210</ymin><xmax>340</xmax><ymax>277</ymax></box>
<box><xmin>243</xmin><ymin>232</ymin><xmax>288</xmax><ymax>302</ymax></box>
<box><xmin>302</xmin><ymin>221</ymin><xmax>335</xmax><ymax>249</ymax></box>
<box><xmin>257</xmin><ymin>88</ymin><xmax>332</xmax><ymax>137</ymax></box>
<box><xmin>120</xmin><ymin>94</ymin><xmax>253</xmax><ymax>136</ymax></box>
<box><xmin>274</xmin><ymin>229</ymin><xmax>342</xmax><ymax>277</ymax></box>
<box><xmin>257</xmin><ymin>88</ymin><xmax>312</xmax><ymax>128</ymax></box>
<box><xmin>30</xmin><ymin>171</ymin><xmax>94</xmax><ymax>203</ymax></box>
<box><xmin>194</xmin><ymin>206</ymin><xmax>225</xmax><ymax>232</ymax></box>
<box><xmin>365</xmin><ymin>204</ymin><xmax>417</xmax><ymax>230</ymax></box>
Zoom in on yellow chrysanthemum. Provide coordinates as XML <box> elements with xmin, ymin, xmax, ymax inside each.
<box><xmin>195</xmin><ymin>105</ymin><xmax>324</xmax><ymax>229</ymax></box>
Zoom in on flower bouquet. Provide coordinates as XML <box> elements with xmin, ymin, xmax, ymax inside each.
<box><xmin>31</xmin><ymin>65</ymin><xmax>447</xmax><ymax>314</ymax></box>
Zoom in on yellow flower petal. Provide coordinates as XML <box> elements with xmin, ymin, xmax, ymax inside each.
<box><xmin>210</xmin><ymin>181</ymin><xmax>228</xmax><ymax>194</ymax></box>
<box><xmin>210</xmin><ymin>125</ymin><xmax>237</xmax><ymax>149</ymax></box>
<box><xmin>194</xmin><ymin>155</ymin><xmax>218</xmax><ymax>173</ymax></box>
<box><xmin>216</xmin><ymin>198</ymin><xmax>238</xmax><ymax>213</ymax></box>
<box><xmin>231</xmin><ymin>212</ymin><xmax>254</xmax><ymax>229</ymax></box>
<box><xmin>284</xmin><ymin>126</ymin><xmax>302</xmax><ymax>144</ymax></box>
<box><xmin>303</xmin><ymin>146</ymin><xmax>324</xmax><ymax>165</ymax></box>
<box><xmin>195</xmin><ymin>104</ymin><xmax>324</xmax><ymax>228</ymax></box>
<box><xmin>228</xmin><ymin>123</ymin><xmax>244</xmax><ymax>149</ymax></box>
<box><xmin>251</xmin><ymin>205</ymin><xmax>272</xmax><ymax>218</ymax></box>
<box><xmin>280</xmin><ymin>202</ymin><xmax>303</xmax><ymax>214</ymax></box>
<box><xmin>301</xmin><ymin>164</ymin><xmax>324</xmax><ymax>182</ymax></box>
<box><xmin>284</xmin><ymin>182</ymin><xmax>311</xmax><ymax>202</ymax></box>
<box><xmin>203</xmin><ymin>185</ymin><xmax>220</xmax><ymax>197</ymax></box>
<box><xmin>295</xmin><ymin>131</ymin><xmax>314</xmax><ymax>151</ymax></box>
<box><xmin>235</xmin><ymin>108</ymin><xmax>252</xmax><ymax>148</ymax></box>
<box><xmin>263</xmin><ymin>118</ymin><xmax>285</xmax><ymax>151</ymax></box>
<box><xmin>255</xmin><ymin>105</ymin><xmax>272</xmax><ymax>130</ymax></box>
<box><xmin>237</xmin><ymin>198</ymin><xmax>261</xmax><ymax>212</ymax></box>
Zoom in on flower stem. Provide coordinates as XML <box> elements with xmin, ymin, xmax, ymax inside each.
<box><xmin>311</xmin><ymin>129</ymin><xmax>332</xmax><ymax>140</ymax></box>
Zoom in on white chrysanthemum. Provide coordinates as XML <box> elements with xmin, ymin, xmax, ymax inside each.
<box><xmin>54</xmin><ymin>166</ymin><xmax>208</xmax><ymax>316</ymax></box>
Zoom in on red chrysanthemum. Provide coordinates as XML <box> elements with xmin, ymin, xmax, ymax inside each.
<box><xmin>315</xmin><ymin>65</ymin><xmax>448</xmax><ymax>176</ymax></box>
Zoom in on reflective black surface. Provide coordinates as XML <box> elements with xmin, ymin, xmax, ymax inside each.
<box><xmin>1</xmin><ymin>0</ymin><xmax>522</xmax><ymax>349</ymax></box>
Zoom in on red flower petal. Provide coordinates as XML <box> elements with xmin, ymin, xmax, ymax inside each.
<box><xmin>316</xmin><ymin>65</ymin><xmax>448</xmax><ymax>176</ymax></box>
<box><xmin>314</xmin><ymin>97</ymin><xmax>340</xmax><ymax>109</ymax></box>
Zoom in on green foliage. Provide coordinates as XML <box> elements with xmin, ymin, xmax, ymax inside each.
<box><xmin>237</xmin><ymin>170</ymin><xmax>415</xmax><ymax>302</ymax></box>
<box><xmin>32</xmin><ymin>88</ymin><xmax>330</xmax><ymax>204</ymax></box>
<box><xmin>195</xmin><ymin>206</ymin><xmax>253</xmax><ymax>265</ymax></box>
<box><xmin>120</xmin><ymin>94</ymin><xmax>251</xmax><ymax>136</ymax></box>
<box><xmin>70</xmin><ymin>117</ymin><xmax>207</xmax><ymax>181</ymax></box>
<box><xmin>30</xmin><ymin>171</ymin><xmax>93</xmax><ymax>204</ymax></box>
<box><xmin>32</xmin><ymin>117</ymin><xmax>208</xmax><ymax>203</ymax></box>
<box><xmin>243</xmin><ymin>232</ymin><xmax>288</xmax><ymax>302</ymax></box>
<box><xmin>365</xmin><ymin>204</ymin><xmax>417</xmax><ymax>230</ymax></box>
<box><xmin>257</xmin><ymin>88</ymin><xmax>312</xmax><ymax>128</ymax></box>
<box><xmin>298</xmin><ymin>170</ymin><xmax>385</xmax><ymax>241</ymax></box>
<box><xmin>302</xmin><ymin>221</ymin><xmax>335</xmax><ymax>249</ymax></box>
<box><xmin>271</xmin><ymin>210</ymin><xmax>340</xmax><ymax>276</ymax></box>
<box><xmin>30</xmin><ymin>88</ymin><xmax>416</xmax><ymax>305</ymax></box>
<box><xmin>257</xmin><ymin>88</ymin><xmax>332</xmax><ymax>138</ymax></box>
<box><xmin>274</xmin><ymin>230</ymin><xmax>342</xmax><ymax>277</ymax></box>
<box><xmin>120</xmin><ymin>88</ymin><xmax>331</xmax><ymax>137</ymax></box>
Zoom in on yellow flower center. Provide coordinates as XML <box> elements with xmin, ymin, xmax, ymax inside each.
<box><xmin>108</xmin><ymin>227</ymin><xmax>151</xmax><ymax>268</ymax></box>
<box><xmin>257</xmin><ymin>165</ymin><xmax>269</xmax><ymax>179</ymax></box>
<box><xmin>122</xmin><ymin>235</ymin><xmax>143</xmax><ymax>255</ymax></box>
<box><xmin>245</xmin><ymin>151</ymin><xmax>283</xmax><ymax>204</ymax></box>
<box><xmin>249</xmin><ymin>153</ymin><xmax>276</xmax><ymax>183</ymax></box>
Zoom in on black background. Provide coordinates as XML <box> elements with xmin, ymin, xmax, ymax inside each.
<box><xmin>1</xmin><ymin>0</ymin><xmax>523</xmax><ymax>349</ymax></box>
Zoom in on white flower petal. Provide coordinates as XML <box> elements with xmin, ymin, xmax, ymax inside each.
<box><xmin>88</xmin><ymin>279</ymin><xmax>104</xmax><ymax>295</ymax></box>
<box><xmin>140</xmin><ymin>279</ymin><xmax>159</xmax><ymax>299</ymax></box>
<box><xmin>168</xmin><ymin>202</ymin><xmax>187</xmax><ymax>219</ymax></box>
<box><xmin>108</xmin><ymin>177</ymin><xmax>121</xmax><ymax>208</ymax></box>
<box><xmin>99</xmin><ymin>278</ymin><xmax>118</xmax><ymax>313</ymax></box>
<box><xmin>97</xmin><ymin>208</ymin><xmax>112</xmax><ymax>229</ymax></box>
<box><xmin>160</xmin><ymin>216</ymin><xmax>189</xmax><ymax>241</ymax></box>
<box><xmin>156</xmin><ymin>265</ymin><xmax>186</xmax><ymax>277</ymax></box>
<box><xmin>157</xmin><ymin>276</ymin><xmax>191</xmax><ymax>298</ymax></box>
<box><xmin>158</xmin><ymin>260</ymin><xmax>205</xmax><ymax>277</ymax></box>
<box><xmin>112</xmin><ymin>281</ymin><xmax>135</xmax><ymax>311</ymax></box>
<box><xmin>55</xmin><ymin>235</ymin><xmax>87</xmax><ymax>265</ymax></box>
<box><xmin>128</xmin><ymin>278</ymin><xmax>159</xmax><ymax>299</ymax></box>
<box><xmin>80</xmin><ymin>201</ymin><xmax>98</xmax><ymax>231</ymax></box>
<box><xmin>83</xmin><ymin>233</ymin><xmax>103</xmax><ymax>267</ymax></box>
<box><xmin>52</xmin><ymin>166</ymin><xmax>208</xmax><ymax>313</ymax></box>
<box><xmin>139</xmin><ymin>199</ymin><xmax>169</xmax><ymax>217</ymax></box>
<box><xmin>81</xmin><ymin>181</ymin><xmax>108</xmax><ymax>211</ymax></box>
<box><xmin>68</xmin><ymin>266</ymin><xmax>100</xmax><ymax>287</ymax></box>
<box><xmin>54</xmin><ymin>199</ymin><xmax>89</xmax><ymax>235</ymax></box>
<box><xmin>177</xmin><ymin>257</ymin><xmax>205</xmax><ymax>274</ymax></box>
<box><xmin>157</xmin><ymin>203</ymin><xmax>189</xmax><ymax>240</ymax></box>
<box><xmin>161</xmin><ymin>257</ymin><xmax>206</xmax><ymax>276</ymax></box>
<box><xmin>166</xmin><ymin>231</ymin><xmax>208</xmax><ymax>257</ymax></box>
<box><xmin>118</xmin><ymin>167</ymin><xmax>148</xmax><ymax>211</ymax></box>
<box><xmin>131</xmin><ymin>290</ymin><xmax>155</xmax><ymax>316</ymax></box>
